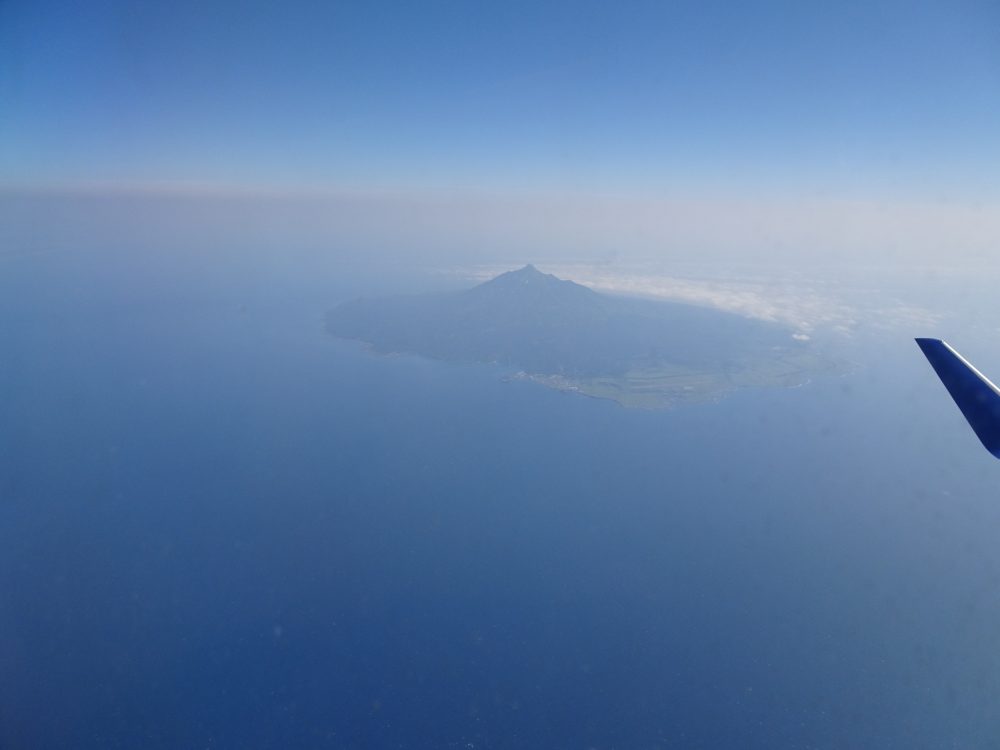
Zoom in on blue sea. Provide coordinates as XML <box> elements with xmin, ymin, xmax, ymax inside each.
<box><xmin>4</xmin><ymin>247</ymin><xmax>1000</xmax><ymax>749</ymax></box>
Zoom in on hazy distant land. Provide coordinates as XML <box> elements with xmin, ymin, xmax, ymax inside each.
<box><xmin>326</xmin><ymin>265</ymin><xmax>839</xmax><ymax>408</ymax></box>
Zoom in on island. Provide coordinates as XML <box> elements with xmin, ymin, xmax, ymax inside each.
<box><xmin>326</xmin><ymin>265</ymin><xmax>838</xmax><ymax>408</ymax></box>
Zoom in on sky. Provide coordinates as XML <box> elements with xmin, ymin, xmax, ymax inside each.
<box><xmin>2</xmin><ymin>0</ymin><xmax>1000</xmax><ymax>265</ymax></box>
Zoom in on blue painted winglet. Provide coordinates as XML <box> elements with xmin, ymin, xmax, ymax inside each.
<box><xmin>916</xmin><ymin>338</ymin><xmax>1000</xmax><ymax>459</ymax></box>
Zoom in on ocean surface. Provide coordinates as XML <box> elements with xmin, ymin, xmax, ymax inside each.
<box><xmin>4</xmin><ymin>248</ymin><xmax>1000</xmax><ymax>749</ymax></box>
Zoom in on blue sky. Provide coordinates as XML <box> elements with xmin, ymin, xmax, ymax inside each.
<box><xmin>3</xmin><ymin>0</ymin><xmax>999</xmax><ymax>198</ymax></box>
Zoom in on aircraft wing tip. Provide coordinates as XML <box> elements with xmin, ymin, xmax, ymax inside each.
<box><xmin>916</xmin><ymin>337</ymin><xmax>1000</xmax><ymax>459</ymax></box>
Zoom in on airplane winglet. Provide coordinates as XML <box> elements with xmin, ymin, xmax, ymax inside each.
<box><xmin>916</xmin><ymin>338</ymin><xmax>1000</xmax><ymax>459</ymax></box>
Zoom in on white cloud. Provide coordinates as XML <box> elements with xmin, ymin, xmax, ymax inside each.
<box><xmin>448</xmin><ymin>262</ymin><xmax>943</xmax><ymax>337</ymax></box>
